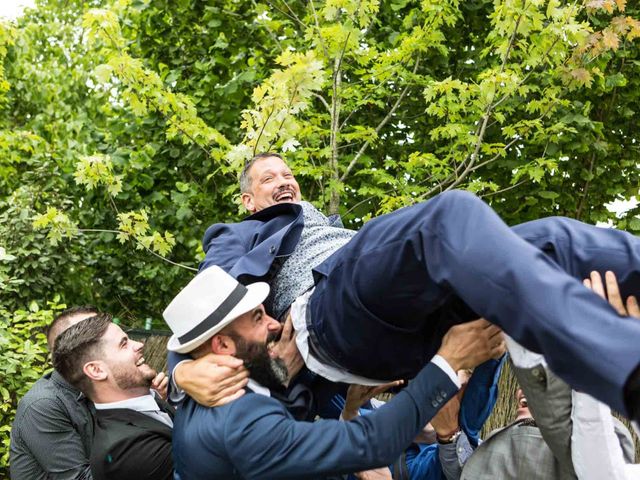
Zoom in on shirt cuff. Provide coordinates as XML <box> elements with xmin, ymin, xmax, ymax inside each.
<box><xmin>432</xmin><ymin>355</ymin><xmax>461</xmax><ymax>388</ymax></box>
<box><xmin>169</xmin><ymin>359</ymin><xmax>192</xmax><ymax>404</ymax></box>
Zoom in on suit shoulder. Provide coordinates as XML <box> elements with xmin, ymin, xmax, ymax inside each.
<box><xmin>192</xmin><ymin>392</ymin><xmax>288</xmax><ymax>421</ymax></box>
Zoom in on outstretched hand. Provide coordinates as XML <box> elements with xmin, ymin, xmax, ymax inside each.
<box><xmin>342</xmin><ymin>380</ymin><xmax>404</xmax><ymax>421</ymax></box>
<box><xmin>438</xmin><ymin>318</ymin><xmax>506</xmax><ymax>372</ymax></box>
<box><xmin>584</xmin><ymin>270</ymin><xmax>640</xmax><ymax>318</ymax></box>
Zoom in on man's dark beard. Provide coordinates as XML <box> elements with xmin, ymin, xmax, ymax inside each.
<box><xmin>231</xmin><ymin>332</ymin><xmax>288</xmax><ymax>390</ymax></box>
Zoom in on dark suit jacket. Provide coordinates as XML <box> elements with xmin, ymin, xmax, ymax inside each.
<box><xmin>90</xmin><ymin>408</ymin><xmax>173</xmax><ymax>480</ymax></box>
<box><xmin>200</xmin><ymin>202</ymin><xmax>304</xmax><ymax>283</ymax></box>
<box><xmin>173</xmin><ymin>362</ymin><xmax>458</xmax><ymax>479</ymax></box>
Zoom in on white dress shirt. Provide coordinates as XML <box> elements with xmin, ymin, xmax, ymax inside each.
<box><xmin>94</xmin><ymin>391</ymin><xmax>173</xmax><ymax>428</ymax></box>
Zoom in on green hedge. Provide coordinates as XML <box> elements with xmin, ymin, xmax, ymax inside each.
<box><xmin>0</xmin><ymin>301</ymin><xmax>64</xmax><ymax>476</ymax></box>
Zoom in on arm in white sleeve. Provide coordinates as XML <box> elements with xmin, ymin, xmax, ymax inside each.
<box><xmin>571</xmin><ymin>391</ymin><xmax>639</xmax><ymax>480</ymax></box>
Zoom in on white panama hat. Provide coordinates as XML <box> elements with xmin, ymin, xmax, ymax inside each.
<box><xmin>164</xmin><ymin>265</ymin><xmax>269</xmax><ymax>353</ymax></box>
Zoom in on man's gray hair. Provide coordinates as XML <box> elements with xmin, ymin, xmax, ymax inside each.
<box><xmin>239</xmin><ymin>152</ymin><xmax>284</xmax><ymax>194</ymax></box>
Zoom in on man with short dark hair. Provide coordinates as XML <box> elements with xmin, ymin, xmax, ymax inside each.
<box><xmin>10</xmin><ymin>306</ymin><xmax>99</xmax><ymax>480</ymax></box>
<box><xmin>195</xmin><ymin>152</ymin><xmax>640</xmax><ymax>421</ymax></box>
<box><xmin>53</xmin><ymin>314</ymin><xmax>173</xmax><ymax>480</ymax></box>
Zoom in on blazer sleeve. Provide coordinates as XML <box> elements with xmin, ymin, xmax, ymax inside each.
<box><xmin>223</xmin><ymin>362</ymin><xmax>458</xmax><ymax>479</ymax></box>
<box><xmin>200</xmin><ymin>223</ymin><xmax>248</xmax><ymax>273</ymax></box>
<box><xmin>166</xmin><ymin>350</ymin><xmax>191</xmax><ymax>405</ymax></box>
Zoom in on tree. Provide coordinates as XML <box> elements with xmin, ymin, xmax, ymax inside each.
<box><xmin>2</xmin><ymin>1</ymin><xmax>640</xmax><ymax>471</ymax></box>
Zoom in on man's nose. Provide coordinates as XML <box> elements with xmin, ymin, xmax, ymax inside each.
<box><xmin>267</xmin><ymin>316</ymin><xmax>281</xmax><ymax>332</ymax></box>
<box><xmin>275</xmin><ymin>175</ymin><xmax>290</xmax><ymax>188</ymax></box>
<box><xmin>133</xmin><ymin>339</ymin><xmax>144</xmax><ymax>351</ymax></box>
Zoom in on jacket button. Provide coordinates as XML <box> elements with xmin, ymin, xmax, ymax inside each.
<box><xmin>269</xmin><ymin>245</ymin><xmax>276</xmax><ymax>254</ymax></box>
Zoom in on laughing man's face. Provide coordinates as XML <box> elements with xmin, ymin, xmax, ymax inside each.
<box><xmin>241</xmin><ymin>156</ymin><xmax>301</xmax><ymax>213</ymax></box>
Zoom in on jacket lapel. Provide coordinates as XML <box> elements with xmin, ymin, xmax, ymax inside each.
<box><xmin>96</xmin><ymin>408</ymin><xmax>172</xmax><ymax>436</ymax></box>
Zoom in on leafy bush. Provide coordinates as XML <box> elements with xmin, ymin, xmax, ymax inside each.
<box><xmin>0</xmin><ymin>301</ymin><xmax>64</xmax><ymax>476</ymax></box>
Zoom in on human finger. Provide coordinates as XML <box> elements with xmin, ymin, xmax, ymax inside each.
<box><xmin>281</xmin><ymin>314</ymin><xmax>294</xmax><ymax>340</ymax></box>
<box><xmin>153</xmin><ymin>374</ymin><xmax>169</xmax><ymax>391</ymax></box>
<box><xmin>626</xmin><ymin>295</ymin><xmax>640</xmax><ymax>318</ymax></box>
<box><xmin>151</xmin><ymin>371</ymin><xmax>166</xmax><ymax>388</ymax></box>
<box><xmin>491</xmin><ymin>339</ymin><xmax>507</xmax><ymax>359</ymax></box>
<box><xmin>604</xmin><ymin>271</ymin><xmax>626</xmax><ymax>315</ymax></box>
<box><xmin>372</xmin><ymin>380</ymin><xmax>403</xmax><ymax>396</ymax></box>
<box><xmin>484</xmin><ymin>324</ymin><xmax>502</xmax><ymax>339</ymax></box>
<box><xmin>214</xmin><ymin>368</ymin><xmax>250</xmax><ymax>389</ymax></box>
<box><xmin>589</xmin><ymin>271</ymin><xmax>606</xmax><ymax>299</ymax></box>
<box><xmin>583</xmin><ymin>278</ymin><xmax>592</xmax><ymax>289</ymax></box>
<box><xmin>470</xmin><ymin>318</ymin><xmax>491</xmax><ymax>328</ymax></box>
<box><xmin>211</xmin><ymin>386</ymin><xmax>247</xmax><ymax>407</ymax></box>
<box><xmin>208</xmin><ymin>353</ymin><xmax>245</xmax><ymax>369</ymax></box>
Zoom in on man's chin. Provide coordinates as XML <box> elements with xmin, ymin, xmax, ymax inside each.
<box><xmin>273</xmin><ymin>198</ymin><xmax>298</xmax><ymax>205</ymax></box>
<box><xmin>140</xmin><ymin>365</ymin><xmax>157</xmax><ymax>381</ymax></box>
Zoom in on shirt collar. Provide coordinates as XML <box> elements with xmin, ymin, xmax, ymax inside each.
<box><xmin>247</xmin><ymin>379</ymin><xmax>271</xmax><ymax>397</ymax></box>
<box><xmin>94</xmin><ymin>391</ymin><xmax>158</xmax><ymax>412</ymax></box>
<box><xmin>51</xmin><ymin>370</ymin><xmax>85</xmax><ymax>400</ymax></box>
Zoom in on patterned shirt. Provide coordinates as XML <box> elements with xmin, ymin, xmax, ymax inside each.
<box><xmin>267</xmin><ymin>201</ymin><xmax>356</xmax><ymax>319</ymax></box>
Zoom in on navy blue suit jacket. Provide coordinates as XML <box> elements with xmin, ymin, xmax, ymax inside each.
<box><xmin>200</xmin><ymin>203</ymin><xmax>305</xmax><ymax>284</ymax></box>
<box><xmin>173</xmin><ymin>362</ymin><xmax>457</xmax><ymax>479</ymax></box>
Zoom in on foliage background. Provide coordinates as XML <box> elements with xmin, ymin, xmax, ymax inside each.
<box><xmin>2</xmin><ymin>0</ymin><xmax>640</xmax><ymax>474</ymax></box>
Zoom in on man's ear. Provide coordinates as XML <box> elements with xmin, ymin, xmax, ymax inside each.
<box><xmin>241</xmin><ymin>192</ymin><xmax>256</xmax><ymax>213</ymax></box>
<box><xmin>83</xmin><ymin>360</ymin><xmax>108</xmax><ymax>382</ymax></box>
<box><xmin>211</xmin><ymin>334</ymin><xmax>237</xmax><ymax>355</ymax></box>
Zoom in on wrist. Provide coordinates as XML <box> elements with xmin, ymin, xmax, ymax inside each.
<box><xmin>437</xmin><ymin>351</ymin><xmax>461</xmax><ymax>372</ymax></box>
<box><xmin>174</xmin><ymin>365</ymin><xmax>184</xmax><ymax>390</ymax></box>
<box><xmin>342</xmin><ymin>406</ymin><xmax>359</xmax><ymax>421</ymax></box>
<box><xmin>436</xmin><ymin>427</ymin><xmax>461</xmax><ymax>444</ymax></box>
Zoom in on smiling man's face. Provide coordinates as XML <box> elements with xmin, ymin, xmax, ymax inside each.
<box><xmin>101</xmin><ymin>323</ymin><xmax>157</xmax><ymax>390</ymax></box>
<box><xmin>241</xmin><ymin>156</ymin><xmax>301</xmax><ymax>213</ymax></box>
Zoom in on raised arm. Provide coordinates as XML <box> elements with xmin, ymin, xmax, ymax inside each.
<box><xmin>225</xmin><ymin>319</ymin><xmax>505</xmax><ymax>479</ymax></box>
<box><xmin>169</xmin><ymin>350</ymin><xmax>249</xmax><ymax>407</ymax></box>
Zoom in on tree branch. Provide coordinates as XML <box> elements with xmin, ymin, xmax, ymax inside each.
<box><xmin>77</xmin><ymin>228</ymin><xmax>197</xmax><ymax>271</ymax></box>
<box><xmin>339</xmin><ymin>55</ymin><xmax>421</xmax><ymax>183</ymax></box>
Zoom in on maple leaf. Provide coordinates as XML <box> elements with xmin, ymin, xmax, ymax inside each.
<box><xmin>586</xmin><ymin>0</ymin><xmax>604</xmax><ymax>8</ymax></box>
<box><xmin>602</xmin><ymin>0</ymin><xmax>615</xmax><ymax>13</ymax></box>
<box><xmin>627</xmin><ymin>18</ymin><xmax>640</xmax><ymax>40</ymax></box>
<box><xmin>601</xmin><ymin>29</ymin><xmax>620</xmax><ymax>51</ymax></box>
<box><xmin>611</xmin><ymin>16</ymin><xmax>630</xmax><ymax>35</ymax></box>
<box><xmin>571</xmin><ymin>68</ymin><xmax>594</xmax><ymax>87</ymax></box>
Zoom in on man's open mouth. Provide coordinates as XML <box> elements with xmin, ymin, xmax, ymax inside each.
<box><xmin>274</xmin><ymin>190</ymin><xmax>295</xmax><ymax>202</ymax></box>
<box><xmin>136</xmin><ymin>357</ymin><xmax>146</xmax><ymax>367</ymax></box>
<box><xmin>266</xmin><ymin>330</ymin><xmax>283</xmax><ymax>357</ymax></box>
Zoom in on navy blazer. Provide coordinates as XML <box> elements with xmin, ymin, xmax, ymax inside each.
<box><xmin>200</xmin><ymin>203</ymin><xmax>305</xmax><ymax>283</ymax></box>
<box><xmin>172</xmin><ymin>362</ymin><xmax>458</xmax><ymax>480</ymax></box>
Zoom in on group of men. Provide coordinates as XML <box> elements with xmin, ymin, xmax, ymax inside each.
<box><xmin>9</xmin><ymin>152</ymin><xmax>640</xmax><ymax>479</ymax></box>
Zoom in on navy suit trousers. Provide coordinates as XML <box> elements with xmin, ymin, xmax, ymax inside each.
<box><xmin>308</xmin><ymin>190</ymin><xmax>640</xmax><ymax>415</ymax></box>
